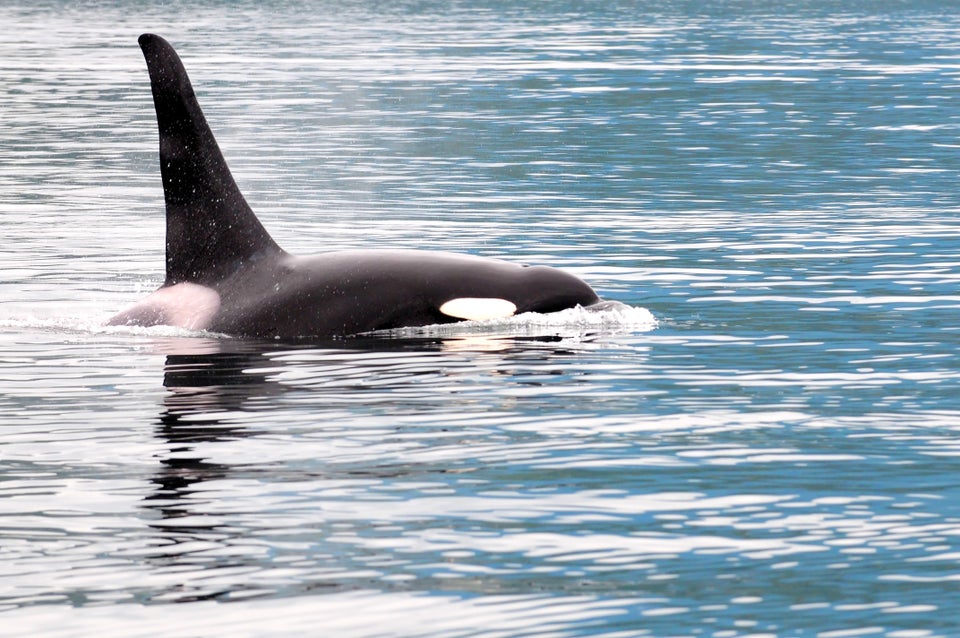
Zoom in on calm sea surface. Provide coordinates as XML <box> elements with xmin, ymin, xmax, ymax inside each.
<box><xmin>3</xmin><ymin>1</ymin><xmax>960</xmax><ymax>636</ymax></box>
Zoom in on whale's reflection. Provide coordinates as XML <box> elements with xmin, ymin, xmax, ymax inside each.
<box><xmin>145</xmin><ymin>332</ymin><xmax>593</xmax><ymax>495</ymax></box>
<box><xmin>141</xmin><ymin>332</ymin><xmax>599</xmax><ymax>597</ymax></box>
<box><xmin>144</xmin><ymin>339</ymin><xmax>276</xmax><ymax>538</ymax></box>
<box><xmin>149</xmin><ymin>332</ymin><xmax>586</xmax><ymax>453</ymax></box>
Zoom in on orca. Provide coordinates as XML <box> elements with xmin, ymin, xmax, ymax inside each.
<box><xmin>108</xmin><ymin>34</ymin><xmax>601</xmax><ymax>339</ymax></box>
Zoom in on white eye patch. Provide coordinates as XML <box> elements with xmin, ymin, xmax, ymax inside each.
<box><xmin>439</xmin><ymin>297</ymin><xmax>517</xmax><ymax>321</ymax></box>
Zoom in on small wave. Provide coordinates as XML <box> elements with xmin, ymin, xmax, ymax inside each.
<box><xmin>2</xmin><ymin>301</ymin><xmax>656</xmax><ymax>342</ymax></box>
<box><xmin>0</xmin><ymin>315</ymin><xmax>215</xmax><ymax>339</ymax></box>
<box><xmin>369</xmin><ymin>301</ymin><xmax>658</xmax><ymax>338</ymax></box>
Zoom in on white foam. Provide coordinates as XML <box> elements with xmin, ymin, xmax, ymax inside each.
<box><xmin>0</xmin><ymin>315</ymin><xmax>216</xmax><ymax>339</ymax></box>
<box><xmin>2</xmin><ymin>302</ymin><xmax>656</xmax><ymax>342</ymax></box>
<box><xmin>371</xmin><ymin>302</ymin><xmax>658</xmax><ymax>338</ymax></box>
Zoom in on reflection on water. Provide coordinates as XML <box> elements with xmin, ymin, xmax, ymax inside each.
<box><xmin>3</xmin><ymin>0</ymin><xmax>960</xmax><ymax>635</ymax></box>
<box><xmin>140</xmin><ymin>334</ymin><xmax>628</xmax><ymax>605</ymax></box>
<box><xmin>7</xmin><ymin>331</ymin><xmax>940</xmax><ymax>634</ymax></box>
<box><xmin>147</xmin><ymin>344</ymin><xmax>264</xmax><ymax>539</ymax></box>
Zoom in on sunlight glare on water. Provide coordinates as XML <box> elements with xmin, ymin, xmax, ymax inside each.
<box><xmin>2</xmin><ymin>1</ymin><xmax>960</xmax><ymax>636</ymax></box>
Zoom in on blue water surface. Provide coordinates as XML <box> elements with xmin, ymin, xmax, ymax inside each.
<box><xmin>1</xmin><ymin>1</ymin><xmax>960</xmax><ymax>636</ymax></box>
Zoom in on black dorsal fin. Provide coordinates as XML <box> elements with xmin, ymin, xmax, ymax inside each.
<box><xmin>138</xmin><ymin>34</ymin><xmax>284</xmax><ymax>286</ymax></box>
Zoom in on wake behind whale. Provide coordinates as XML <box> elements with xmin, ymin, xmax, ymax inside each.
<box><xmin>108</xmin><ymin>34</ymin><xmax>612</xmax><ymax>340</ymax></box>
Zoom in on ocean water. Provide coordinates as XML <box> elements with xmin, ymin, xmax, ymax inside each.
<box><xmin>2</xmin><ymin>1</ymin><xmax>960</xmax><ymax>636</ymax></box>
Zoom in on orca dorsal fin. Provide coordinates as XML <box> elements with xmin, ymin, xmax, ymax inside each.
<box><xmin>138</xmin><ymin>33</ymin><xmax>284</xmax><ymax>286</ymax></box>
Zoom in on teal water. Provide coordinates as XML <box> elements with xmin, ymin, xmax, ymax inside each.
<box><xmin>2</xmin><ymin>1</ymin><xmax>960</xmax><ymax>636</ymax></box>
